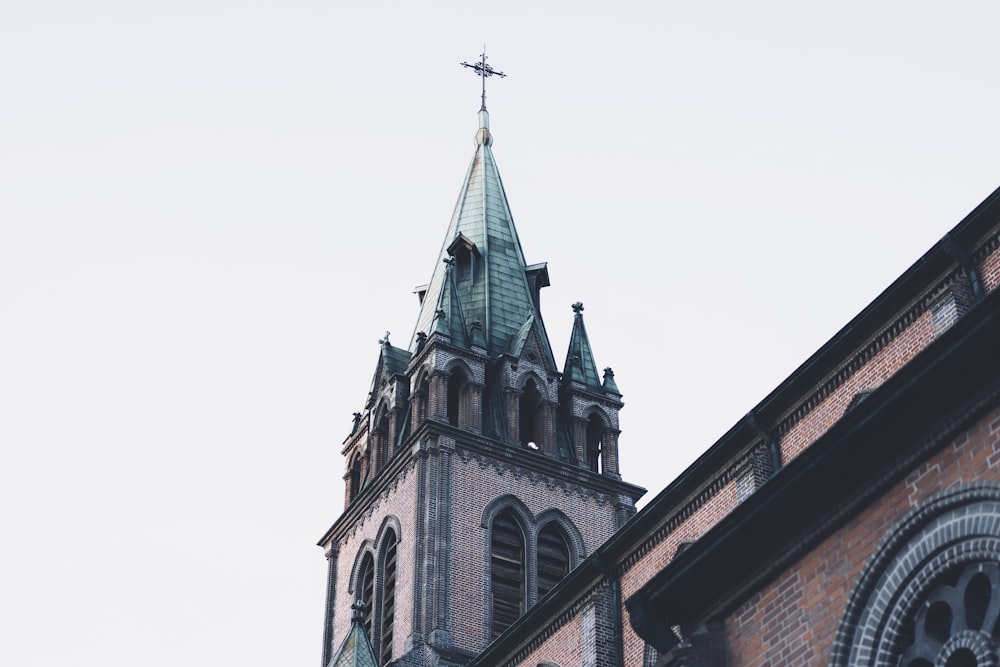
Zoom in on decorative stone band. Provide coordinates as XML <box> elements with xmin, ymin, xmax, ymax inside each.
<box><xmin>832</xmin><ymin>483</ymin><xmax>1000</xmax><ymax>667</ymax></box>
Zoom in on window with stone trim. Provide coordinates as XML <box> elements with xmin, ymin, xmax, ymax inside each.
<box><xmin>447</xmin><ymin>366</ymin><xmax>469</xmax><ymax>428</ymax></box>
<box><xmin>415</xmin><ymin>374</ymin><xmax>430</xmax><ymax>425</ymax></box>
<box><xmin>832</xmin><ymin>484</ymin><xmax>1000</xmax><ymax>667</ymax></box>
<box><xmin>379</xmin><ymin>530</ymin><xmax>397</xmax><ymax>666</ymax></box>
<box><xmin>356</xmin><ymin>552</ymin><xmax>375</xmax><ymax>641</ymax></box>
<box><xmin>348</xmin><ymin>455</ymin><xmax>363</xmax><ymax>502</ymax></box>
<box><xmin>519</xmin><ymin>379</ymin><xmax>543</xmax><ymax>449</ymax></box>
<box><xmin>491</xmin><ymin>509</ymin><xmax>525</xmax><ymax>639</ymax></box>
<box><xmin>374</xmin><ymin>411</ymin><xmax>390</xmax><ymax>472</ymax></box>
<box><xmin>351</xmin><ymin>525</ymin><xmax>400</xmax><ymax>665</ymax></box>
<box><xmin>537</xmin><ymin>522</ymin><xmax>570</xmax><ymax>600</ymax></box>
<box><xmin>585</xmin><ymin>413</ymin><xmax>604</xmax><ymax>473</ymax></box>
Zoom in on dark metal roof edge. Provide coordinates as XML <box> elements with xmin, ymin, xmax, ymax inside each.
<box><xmin>627</xmin><ymin>284</ymin><xmax>1000</xmax><ymax>641</ymax></box>
<box><xmin>614</xmin><ymin>186</ymin><xmax>1000</xmax><ymax>563</ymax></box>
<box><xmin>751</xmin><ymin>184</ymin><xmax>1000</xmax><ymax>425</ymax></box>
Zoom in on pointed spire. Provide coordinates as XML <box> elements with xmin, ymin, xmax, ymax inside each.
<box><xmin>562</xmin><ymin>302</ymin><xmax>602</xmax><ymax>388</ymax></box>
<box><xmin>602</xmin><ymin>367</ymin><xmax>620</xmax><ymax>395</ymax></box>
<box><xmin>409</xmin><ymin>108</ymin><xmax>554</xmax><ymax>368</ymax></box>
<box><xmin>327</xmin><ymin>600</ymin><xmax>378</xmax><ymax>667</ymax></box>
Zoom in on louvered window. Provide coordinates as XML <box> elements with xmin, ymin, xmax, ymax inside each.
<box><xmin>491</xmin><ymin>510</ymin><xmax>525</xmax><ymax>639</ymax></box>
<box><xmin>537</xmin><ymin>523</ymin><xmax>570</xmax><ymax>599</ymax></box>
<box><xmin>358</xmin><ymin>553</ymin><xmax>375</xmax><ymax>641</ymax></box>
<box><xmin>380</xmin><ymin>533</ymin><xmax>397</xmax><ymax>666</ymax></box>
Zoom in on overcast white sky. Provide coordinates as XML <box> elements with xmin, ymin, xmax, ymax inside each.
<box><xmin>2</xmin><ymin>2</ymin><xmax>1000</xmax><ymax>666</ymax></box>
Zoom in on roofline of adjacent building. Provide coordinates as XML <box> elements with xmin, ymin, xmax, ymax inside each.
<box><xmin>471</xmin><ymin>185</ymin><xmax>1000</xmax><ymax>664</ymax></box>
<box><xmin>628</xmin><ymin>280</ymin><xmax>1000</xmax><ymax>652</ymax></box>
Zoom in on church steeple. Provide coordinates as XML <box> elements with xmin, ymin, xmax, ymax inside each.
<box><xmin>319</xmin><ymin>97</ymin><xmax>644</xmax><ymax>667</ymax></box>
<box><xmin>408</xmin><ymin>110</ymin><xmax>556</xmax><ymax>369</ymax></box>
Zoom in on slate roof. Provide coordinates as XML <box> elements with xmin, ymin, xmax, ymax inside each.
<box><xmin>409</xmin><ymin>109</ymin><xmax>552</xmax><ymax>364</ymax></box>
<box><xmin>327</xmin><ymin>602</ymin><xmax>377</xmax><ymax>667</ymax></box>
<box><xmin>562</xmin><ymin>303</ymin><xmax>602</xmax><ymax>389</ymax></box>
<box><xmin>431</xmin><ymin>259</ymin><xmax>469</xmax><ymax>347</ymax></box>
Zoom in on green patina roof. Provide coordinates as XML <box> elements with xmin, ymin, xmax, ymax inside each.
<box><xmin>366</xmin><ymin>337</ymin><xmax>412</xmax><ymax>406</ymax></box>
<box><xmin>562</xmin><ymin>302</ymin><xmax>602</xmax><ymax>389</ymax></box>
<box><xmin>410</xmin><ymin>109</ymin><xmax>553</xmax><ymax>364</ymax></box>
<box><xmin>327</xmin><ymin>602</ymin><xmax>378</xmax><ymax>667</ymax></box>
<box><xmin>431</xmin><ymin>259</ymin><xmax>469</xmax><ymax>347</ymax></box>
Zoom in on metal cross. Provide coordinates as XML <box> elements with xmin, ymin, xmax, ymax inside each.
<box><xmin>460</xmin><ymin>50</ymin><xmax>506</xmax><ymax>111</ymax></box>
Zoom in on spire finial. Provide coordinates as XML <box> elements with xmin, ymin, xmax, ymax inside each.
<box><xmin>460</xmin><ymin>48</ymin><xmax>506</xmax><ymax>112</ymax></box>
<box><xmin>572</xmin><ymin>301</ymin><xmax>585</xmax><ymax>315</ymax></box>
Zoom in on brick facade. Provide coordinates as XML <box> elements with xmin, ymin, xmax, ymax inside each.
<box><xmin>472</xmin><ymin>192</ymin><xmax>1000</xmax><ymax>667</ymax></box>
<box><xmin>726</xmin><ymin>404</ymin><xmax>1000</xmax><ymax>666</ymax></box>
<box><xmin>319</xmin><ymin>108</ymin><xmax>1000</xmax><ymax>667</ymax></box>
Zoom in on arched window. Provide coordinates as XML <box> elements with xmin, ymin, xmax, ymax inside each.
<box><xmin>416</xmin><ymin>374</ymin><xmax>430</xmax><ymax>424</ymax></box>
<box><xmin>357</xmin><ymin>552</ymin><xmax>375</xmax><ymax>641</ymax></box>
<box><xmin>380</xmin><ymin>531</ymin><xmax>397</xmax><ymax>666</ymax></box>
<box><xmin>519</xmin><ymin>379</ymin><xmax>542</xmax><ymax>449</ymax></box>
<box><xmin>447</xmin><ymin>367</ymin><xmax>469</xmax><ymax>427</ymax></box>
<box><xmin>349</xmin><ymin>456</ymin><xmax>363</xmax><ymax>502</ymax></box>
<box><xmin>375</xmin><ymin>411</ymin><xmax>390</xmax><ymax>471</ymax></box>
<box><xmin>586</xmin><ymin>413</ymin><xmax>604</xmax><ymax>473</ymax></box>
<box><xmin>537</xmin><ymin>522</ymin><xmax>570</xmax><ymax>599</ymax></box>
<box><xmin>491</xmin><ymin>509</ymin><xmax>525</xmax><ymax>639</ymax></box>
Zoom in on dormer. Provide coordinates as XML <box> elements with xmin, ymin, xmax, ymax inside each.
<box><xmin>447</xmin><ymin>233</ymin><xmax>481</xmax><ymax>283</ymax></box>
<box><xmin>524</xmin><ymin>262</ymin><xmax>550</xmax><ymax>313</ymax></box>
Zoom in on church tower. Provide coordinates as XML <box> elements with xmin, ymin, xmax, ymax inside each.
<box><xmin>318</xmin><ymin>101</ymin><xmax>645</xmax><ymax>667</ymax></box>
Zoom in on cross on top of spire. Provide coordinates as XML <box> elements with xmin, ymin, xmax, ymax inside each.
<box><xmin>460</xmin><ymin>50</ymin><xmax>506</xmax><ymax>111</ymax></box>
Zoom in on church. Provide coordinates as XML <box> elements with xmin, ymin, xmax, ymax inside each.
<box><xmin>316</xmin><ymin>87</ymin><xmax>1000</xmax><ymax>665</ymax></box>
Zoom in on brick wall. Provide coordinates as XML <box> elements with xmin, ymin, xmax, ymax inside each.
<box><xmin>724</xmin><ymin>403</ymin><xmax>1000</xmax><ymax>666</ymax></box>
<box><xmin>779</xmin><ymin>309</ymin><xmax>938</xmax><ymax>461</ymax></box>
<box><xmin>618</xmin><ymin>481</ymin><xmax>739</xmax><ymax>666</ymax></box>
<box><xmin>329</xmin><ymin>460</ymin><xmax>420</xmax><ymax>659</ymax></box>
<box><xmin>447</xmin><ymin>450</ymin><xmax>622</xmax><ymax>654</ymax></box>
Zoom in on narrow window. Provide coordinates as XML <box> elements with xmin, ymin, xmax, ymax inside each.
<box><xmin>586</xmin><ymin>414</ymin><xmax>603</xmax><ymax>473</ymax></box>
<box><xmin>455</xmin><ymin>246</ymin><xmax>472</xmax><ymax>281</ymax></box>
<box><xmin>447</xmin><ymin>367</ymin><xmax>468</xmax><ymax>427</ymax></box>
<box><xmin>349</xmin><ymin>456</ymin><xmax>362</xmax><ymax>501</ymax></box>
<box><xmin>537</xmin><ymin>523</ymin><xmax>570</xmax><ymax>599</ymax></box>
<box><xmin>375</xmin><ymin>412</ymin><xmax>390</xmax><ymax>470</ymax></box>
<box><xmin>416</xmin><ymin>375</ymin><xmax>430</xmax><ymax>423</ymax></box>
<box><xmin>357</xmin><ymin>553</ymin><xmax>375</xmax><ymax>641</ymax></box>
<box><xmin>491</xmin><ymin>510</ymin><xmax>525</xmax><ymax>639</ymax></box>
<box><xmin>519</xmin><ymin>380</ymin><xmax>542</xmax><ymax>448</ymax></box>
<box><xmin>380</xmin><ymin>532</ymin><xmax>397</xmax><ymax>666</ymax></box>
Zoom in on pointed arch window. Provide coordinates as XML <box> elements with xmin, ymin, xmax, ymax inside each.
<box><xmin>447</xmin><ymin>367</ymin><xmax>469</xmax><ymax>428</ymax></box>
<box><xmin>379</xmin><ymin>531</ymin><xmax>397</xmax><ymax>666</ymax></box>
<box><xmin>519</xmin><ymin>379</ymin><xmax>543</xmax><ymax>449</ymax></box>
<box><xmin>349</xmin><ymin>455</ymin><xmax>363</xmax><ymax>502</ymax></box>
<box><xmin>357</xmin><ymin>552</ymin><xmax>375</xmax><ymax>641</ymax></box>
<box><xmin>491</xmin><ymin>509</ymin><xmax>525</xmax><ymax>639</ymax></box>
<box><xmin>586</xmin><ymin>413</ymin><xmax>604</xmax><ymax>473</ymax></box>
<box><xmin>537</xmin><ymin>522</ymin><xmax>570</xmax><ymax>599</ymax></box>
<box><xmin>374</xmin><ymin>411</ymin><xmax>390</xmax><ymax>471</ymax></box>
<box><xmin>416</xmin><ymin>374</ymin><xmax>430</xmax><ymax>424</ymax></box>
